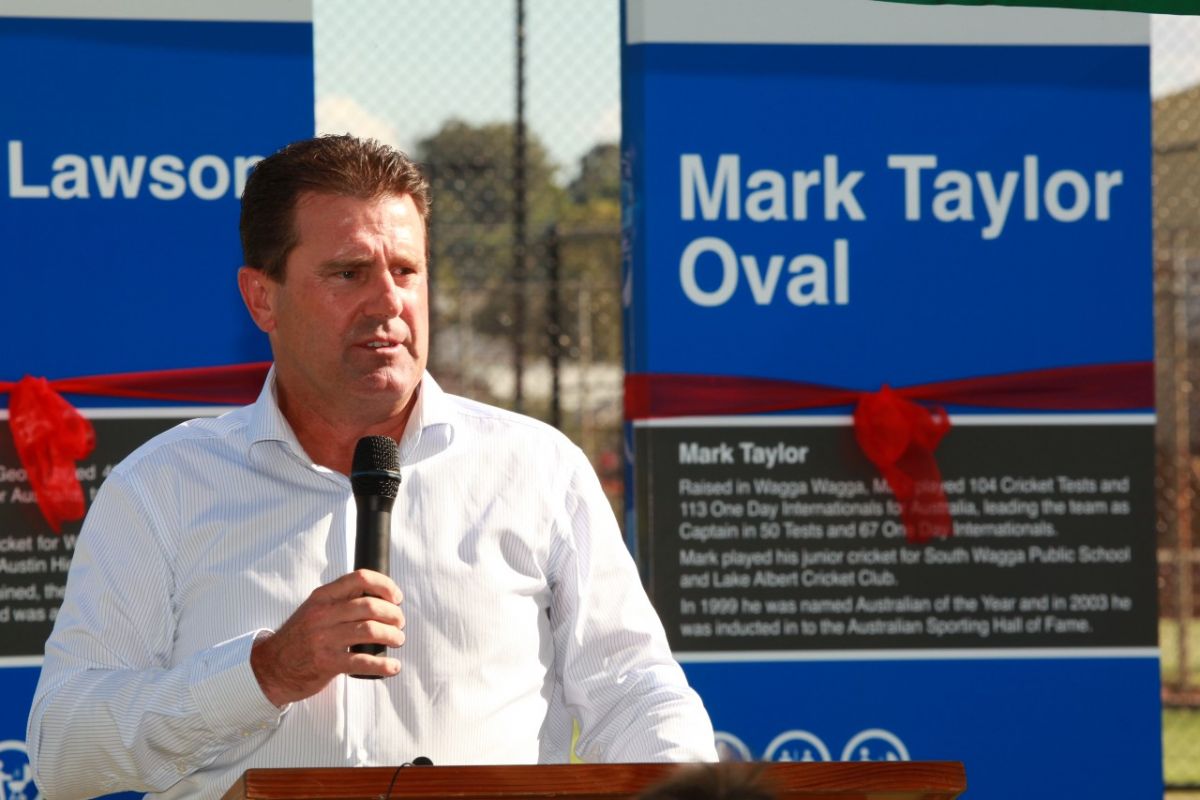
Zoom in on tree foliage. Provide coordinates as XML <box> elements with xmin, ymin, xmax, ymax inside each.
<box><xmin>417</xmin><ymin>120</ymin><xmax>623</xmax><ymax>401</ymax></box>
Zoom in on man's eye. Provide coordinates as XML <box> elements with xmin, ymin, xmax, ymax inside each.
<box><xmin>338</xmin><ymin>270</ymin><xmax>357</xmax><ymax>280</ymax></box>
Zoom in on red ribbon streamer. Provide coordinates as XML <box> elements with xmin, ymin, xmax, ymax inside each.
<box><xmin>624</xmin><ymin>362</ymin><xmax>1153</xmax><ymax>419</ymax></box>
<box><xmin>2</xmin><ymin>362</ymin><xmax>270</xmax><ymax>532</ymax></box>
<box><xmin>0</xmin><ymin>362</ymin><xmax>272</xmax><ymax>405</ymax></box>
<box><xmin>625</xmin><ymin>362</ymin><xmax>1152</xmax><ymax>543</ymax></box>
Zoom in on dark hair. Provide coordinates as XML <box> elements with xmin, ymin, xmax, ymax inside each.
<box><xmin>239</xmin><ymin>134</ymin><xmax>431</xmax><ymax>281</ymax></box>
<box><xmin>638</xmin><ymin>765</ymin><xmax>775</xmax><ymax>800</ymax></box>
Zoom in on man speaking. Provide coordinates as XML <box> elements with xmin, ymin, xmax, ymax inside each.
<box><xmin>27</xmin><ymin>135</ymin><xmax>717</xmax><ymax>800</ymax></box>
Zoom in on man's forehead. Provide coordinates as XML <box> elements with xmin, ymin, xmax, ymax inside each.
<box><xmin>293</xmin><ymin>189</ymin><xmax>419</xmax><ymax>216</ymax></box>
<box><xmin>292</xmin><ymin>191</ymin><xmax>425</xmax><ymax>247</ymax></box>
<box><xmin>283</xmin><ymin>195</ymin><xmax>424</xmax><ymax>279</ymax></box>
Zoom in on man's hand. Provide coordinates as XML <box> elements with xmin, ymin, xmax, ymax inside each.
<box><xmin>250</xmin><ymin>569</ymin><xmax>405</xmax><ymax>706</ymax></box>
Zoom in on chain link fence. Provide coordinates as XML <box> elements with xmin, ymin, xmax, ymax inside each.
<box><xmin>315</xmin><ymin>0</ymin><xmax>625</xmax><ymax>521</ymax></box>
<box><xmin>314</xmin><ymin>1</ymin><xmax>1200</xmax><ymax>789</ymax></box>
<box><xmin>1154</xmin><ymin>13</ymin><xmax>1200</xmax><ymax>792</ymax></box>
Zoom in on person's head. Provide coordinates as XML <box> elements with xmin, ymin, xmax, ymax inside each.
<box><xmin>638</xmin><ymin>765</ymin><xmax>774</xmax><ymax>800</ymax></box>
<box><xmin>237</xmin><ymin>135</ymin><xmax>433</xmax><ymax>431</ymax></box>
<box><xmin>239</xmin><ymin>134</ymin><xmax>430</xmax><ymax>282</ymax></box>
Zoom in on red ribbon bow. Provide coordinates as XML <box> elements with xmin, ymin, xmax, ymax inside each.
<box><xmin>9</xmin><ymin>377</ymin><xmax>96</xmax><ymax>533</ymax></box>
<box><xmin>853</xmin><ymin>386</ymin><xmax>952</xmax><ymax>543</ymax></box>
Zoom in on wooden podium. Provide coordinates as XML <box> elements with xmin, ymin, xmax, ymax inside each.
<box><xmin>220</xmin><ymin>762</ymin><xmax>966</xmax><ymax>800</ymax></box>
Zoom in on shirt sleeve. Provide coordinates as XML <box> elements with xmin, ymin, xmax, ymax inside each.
<box><xmin>548</xmin><ymin>446</ymin><xmax>719</xmax><ymax>763</ymax></box>
<box><xmin>26</xmin><ymin>471</ymin><xmax>286</xmax><ymax>800</ymax></box>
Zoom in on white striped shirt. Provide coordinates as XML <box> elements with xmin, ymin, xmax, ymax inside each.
<box><xmin>27</xmin><ymin>371</ymin><xmax>716</xmax><ymax>800</ymax></box>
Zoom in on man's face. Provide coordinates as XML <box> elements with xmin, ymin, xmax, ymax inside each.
<box><xmin>240</xmin><ymin>191</ymin><xmax>429</xmax><ymax>422</ymax></box>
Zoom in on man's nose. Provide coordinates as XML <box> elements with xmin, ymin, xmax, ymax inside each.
<box><xmin>363</xmin><ymin>268</ymin><xmax>405</xmax><ymax>318</ymax></box>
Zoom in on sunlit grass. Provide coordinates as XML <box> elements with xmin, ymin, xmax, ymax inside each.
<box><xmin>1160</xmin><ymin>619</ymin><xmax>1200</xmax><ymax>687</ymax></box>
<box><xmin>1164</xmin><ymin>706</ymin><xmax>1200</xmax><ymax>788</ymax></box>
<box><xmin>1161</xmin><ymin>620</ymin><xmax>1200</xmax><ymax>790</ymax></box>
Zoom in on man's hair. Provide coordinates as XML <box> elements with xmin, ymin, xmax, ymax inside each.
<box><xmin>240</xmin><ymin>134</ymin><xmax>431</xmax><ymax>281</ymax></box>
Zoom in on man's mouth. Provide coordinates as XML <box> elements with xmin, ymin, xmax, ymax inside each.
<box><xmin>361</xmin><ymin>338</ymin><xmax>401</xmax><ymax>351</ymax></box>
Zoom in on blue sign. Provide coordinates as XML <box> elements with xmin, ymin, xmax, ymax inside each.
<box><xmin>0</xmin><ymin>669</ymin><xmax>40</xmax><ymax>799</ymax></box>
<box><xmin>686</xmin><ymin>656</ymin><xmax>1161</xmax><ymax>796</ymax></box>
<box><xmin>625</xmin><ymin>40</ymin><xmax>1150</xmax><ymax>389</ymax></box>
<box><xmin>622</xmin><ymin>2</ymin><xmax>1159</xmax><ymax>798</ymax></box>
<box><xmin>0</xmin><ymin>6</ymin><xmax>313</xmax><ymax>788</ymax></box>
<box><xmin>0</xmin><ymin>13</ymin><xmax>313</xmax><ymax>393</ymax></box>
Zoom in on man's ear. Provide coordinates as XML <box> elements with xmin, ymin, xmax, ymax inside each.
<box><xmin>238</xmin><ymin>266</ymin><xmax>279</xmax><ymax>334</ymax></box>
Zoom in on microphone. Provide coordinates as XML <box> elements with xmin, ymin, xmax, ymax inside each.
<box><xmin>349</xmin><ymin>435</ymin><xmax>401</xmax><ymax>678</ymax></box>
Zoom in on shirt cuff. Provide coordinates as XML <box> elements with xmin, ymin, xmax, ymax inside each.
<box><xmin>189</xmin><ymin>629</ymin><xmax>287</xmax><ymax>742</ymax></box>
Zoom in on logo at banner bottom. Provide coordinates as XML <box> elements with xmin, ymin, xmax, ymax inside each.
<box><xmin>0</xmin><ymin>741</ymin><xmax>39</xmax><ymax>800</ymax></box>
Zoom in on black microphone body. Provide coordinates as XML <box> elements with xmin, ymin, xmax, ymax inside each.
<box><xmin>349</xmin><ymin>436</ymin><xmax>401</xmax><ymax>675</ymax></box>
<box><xmin>353</xmin><ymin>493</ymin><xmax>393</xmax><ymax>596</ymax></box>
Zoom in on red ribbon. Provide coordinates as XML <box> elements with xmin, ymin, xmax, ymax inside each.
<box><xmin>854</xmin><ymin>386</ymin><xmax>951</xmax><ymax>543</ymax></box>
<box><xmin>2</xmin><ymin>362</ymin><xmax>270</xmax><ymax>532</ymax></box>
<box><xmin>5</xmin><ymin>360</ymin><xmax>1151</xmax><ymax>537</ymax></box>
<box><xmin>624</xmin><ymin>362</ymin><xmax>1153</xmax><ymax>419</ymax></box>
<box><xmin>9</xmin><ymin>378</ymin><xmax>96</xmax><ymax>534</ymax></box>
<box><xmin>625</xmin><ymin>362</ymin><xmax>1152</xmax><ymax>543</ymax></box>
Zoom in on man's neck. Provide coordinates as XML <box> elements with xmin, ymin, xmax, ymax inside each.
<box><xmin>276</xmin><ymin>384</ymin><xmax>419</xmax><ymax>476</ymax></box>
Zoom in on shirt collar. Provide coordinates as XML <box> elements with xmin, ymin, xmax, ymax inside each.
<box><xmin>246</xmin><ymin>365</ymin><xmax>456</xmax><ymax>467</ymax></box>
<box><xmin>398</xmin><ymin>371</ymin><xmax>456</xmax><ymax>465</ymax></box>
<box><xmin>246</xmin><ymin>366</ymin><xmax>305</xmax><ymax>460</ymax></box>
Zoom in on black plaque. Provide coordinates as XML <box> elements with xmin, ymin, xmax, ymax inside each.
<box><xmin>0</xmin><ymin>416</ymin><xmax>192</xmax><ymax>657</ymax></box>
<box><xmin>636</xmin><ymin>422</ymin><xmax>1156</xmax><ymax>652</ymax></box>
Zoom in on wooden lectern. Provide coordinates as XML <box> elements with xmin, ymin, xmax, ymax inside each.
<box><xmin>220</xmin><ymin>762</ymin><xmax>965</xmax><ymax>800</ymax></box>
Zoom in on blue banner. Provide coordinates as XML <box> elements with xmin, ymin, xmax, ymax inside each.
<box><xmin>0</xmin><ymin>15</ymin><xmax>313</xmax><ymax>391</ymax></box>
<box><xmin>0</xmin><ymin>10</ymin><xmax>313</xmax><ymax>796</ymax></box>
<box><xmin>687</xmin><ymin>656</ymin><xmax>1161</xmax><ymax>797</ymax></box>
<box><xmin>622</xmin><ymin>3</ymin><xmax>1159</xmax><ymax>798</ymax></box>
<box><xmin>627</xmin><ymin>43</ymin><xmax>1150</xmax><ymax>389</ymax></box>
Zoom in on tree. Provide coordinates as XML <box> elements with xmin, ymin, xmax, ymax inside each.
<box><xmin>416</xmin><ymin>121</ymin><xmax>624</xmax><ymax>412</ymax></box>
<box><xmin>416</xmin><ymin>120</ymin><xmax>565</xmax><ymax>401</ymax></box>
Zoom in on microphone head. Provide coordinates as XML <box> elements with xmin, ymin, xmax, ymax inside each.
<box><xmin>351</xmin><ymin>436</ymin><xmax>401</xmax><ymax>499</ymax></box>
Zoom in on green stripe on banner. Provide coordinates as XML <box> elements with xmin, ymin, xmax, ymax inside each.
<box><xmin>876</xmin><ymin>0</ymin><xmax>1199</xmax><ymax>13</ymax></box>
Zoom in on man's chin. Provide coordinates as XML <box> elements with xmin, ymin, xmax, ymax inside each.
<box><xmin>351</xmin><ymin>369</ymin><xmax>420</xmax><ymax>403</ymax></box>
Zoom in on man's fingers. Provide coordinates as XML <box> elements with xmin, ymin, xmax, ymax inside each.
<box><xmin>311</xmin><ymin>595</ymin><xmax>404</xmax><ymax>631</ymax></box>
<box><xmin>345</xmin><ymin>653</ymin><xmax>402</xmax><ymax>678</ymax></box>
<box><xmin>343</xmin><ymin>595</ymin><xmax>405</xmax><ymax>627</ymax></box>
<box><xmin>320</xmin><ymin>569</ymin><xmax>404</xmax><ymax>604</ymax></box>
<box><xmin>311</xmin><ymin>570</ymin><xmax>393</xmax><ymax>602</ymax></box>
<box><xmin>347</xmin><ymin>619</ymin><xmax>406</xmax><ymax>649</ymax></box>
<box><xmin>294</xmin><ymin>598</ymin><xmax>405</xmax><ymax>649</ymax></box>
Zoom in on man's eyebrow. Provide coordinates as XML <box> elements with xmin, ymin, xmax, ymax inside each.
<box><xmin>319</xmin><ymin>256</ymin><xmax>373</xmax><ymax>271</ymax></box>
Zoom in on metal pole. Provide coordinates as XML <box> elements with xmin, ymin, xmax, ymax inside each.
<box><xmin>547</xmin><ymin>225</ymin><xmax>562</xmax><ymax>430</ymax></box>
<box><xmin>1177</xmin><ymin>236</ymin><xmax>1195</xmax><ymax>695</ymax></box>
<box><xmin>512</xmin><ymin>0</ymin><xmax>527</xmax><ymax>412</ymax></box>
<box><xmin>579</xmin><ymin>282</ymin><xmax>594</xmax><ymax>457</ymax></box>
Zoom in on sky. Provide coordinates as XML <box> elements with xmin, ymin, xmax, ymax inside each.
<box><xmin>1151</xmin><ymin>13</ymin><xmax>1200</xmax><ymax>97</ymax></box>
<box><xmin>313</xmin><ymin>2</ymin><xmax>1200</xmax><ymax>184</ymax></box>
<box><xmin>313</xmin><ymin>0</ymin><xmax>618</xmax><ymax>182</ymax></box>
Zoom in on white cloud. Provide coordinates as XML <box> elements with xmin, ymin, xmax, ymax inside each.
<box><xmin>591</xmin><ymin>100</ymin><xmax>622</xmax><ymax>147</ymax></box>
<box><xmin>315</xmin><ymin>95</ymin><xmax>411</xmax><ymax>153</ymax></box>
<box><xmin>1152</xmin><ymin>14</ymin><xmax>1200</xmax><ymax>99</ymax></box>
